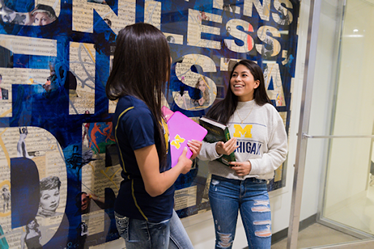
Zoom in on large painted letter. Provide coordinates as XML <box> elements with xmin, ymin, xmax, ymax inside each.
<box><xmin>69</xmin><ymin>42</ymin><xmax>96</xmax><ymax>115</ymax></box>
<box><xmin>187</xmin><ymin>9</ymin><xmax>222</xmax><ymax>49</ymax></box>
<box><xmin>264</xmin><ymin>63</ymin><xmax>286</xmax><ymax>107</ymax></box>
<box><xmin>0</xmin><ymin>35</ymin><xmax>57</xmax><ymax>119</ymax></box>
<box><xmin>72</xmin><ymin>0</ymin><xmax>136</xmax><ymax>34</ymax></box>
<box><xmin>225</xmin><ymin>19</ymin><xmax>254</xmax><ymax>53</ymax></box>
<box><xmin>243</xmin><ymin>0</ymin><xmax>271</xmax><ymax>21</ymax></box>
<box><xmin>272</xmin><ymin>0</ymin><xmax>293</xmax><ymax>25</ymax></box>
<box><xmin>173</xmin><ymin>54</ymin><xmax>217</xmax><ymax>112</ymax></box>
<box><xmin>255</xmin><ymin>26</ymin><xmax>281</xmax><ymax>58</ymax></box>
<box><xmin>0</xmin><ymin>127</ymin><xmax>67</xmax><ymax>248</ymax></box>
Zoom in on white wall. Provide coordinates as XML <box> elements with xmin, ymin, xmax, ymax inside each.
<box><xmin>184</xmin><ymin>0</ymin><xmax>343</xmax><ymax>248</ymax></box>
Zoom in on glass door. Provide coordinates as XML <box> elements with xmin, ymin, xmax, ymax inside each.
<box><xmin>288</xmin><ymin>0</ymin><xmax>374</xmax><ymax>248</ymax></box>
<box><xmin>320</xmin><ymin>0</ymin><xmax>374</xmax><ymax>239</ymax></box>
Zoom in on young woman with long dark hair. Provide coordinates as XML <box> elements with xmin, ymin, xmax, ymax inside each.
<box><xmin>198</xmin><ymin>60</ymin><xmax>288</xmax><ymax>249</ymax></box>
<box><xmin>106</xmin><ymin>23</ymin><xmax>201</xmax><ymax>249</ymax></box>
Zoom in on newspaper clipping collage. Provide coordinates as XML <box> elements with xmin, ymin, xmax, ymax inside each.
<box><xmin>0</xmin><ymin>0</ymin><xmax>299</xmax><ymax>248</ymax></box>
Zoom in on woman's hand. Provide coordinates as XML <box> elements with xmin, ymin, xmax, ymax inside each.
<box><xmin>216</xmin><ymin>138</ymin><xmax>238</xmax><ymax>155</ymax></box>
<box><xmin>229</xmin><ymin>161</ymin><xmax>252</xmax><ymax>177</ymax></box>
<box><xmin>178</xmin><ymin>147</ymin><xmax>192</xmax><ymax>174</ymax></box>
<box><xmin>136</xmin><ymin>145</ymin><xmax>192</xmax><ymax>197</ymax></box>
<box><xmin>187</xmin><ymin>139</ymin><xmax>202</xmax><ymax>159</ymax></box>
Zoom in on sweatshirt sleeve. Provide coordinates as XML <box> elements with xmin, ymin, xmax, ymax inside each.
<box><xmin>197</xmin><ymin>141</ymin><xmax>222</xmax><ymax>161</ymax></box>
<box><xmin>249</xmin><ymin>109</ymin><xmax>288</xmax><ymax>176</ymax></box>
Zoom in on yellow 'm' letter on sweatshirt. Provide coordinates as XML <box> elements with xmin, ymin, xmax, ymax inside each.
<box><xmin>233</xmin><ymin>124</ymin><xmax>253</xmax><ymax>138</ymax></box>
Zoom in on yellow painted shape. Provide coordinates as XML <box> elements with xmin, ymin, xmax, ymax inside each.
<box><xmin>171</xmin><ymin>134</ymin><xmax>185</xmax><ymax>149</ymax></box>
<box><xmin>0</xmin><ymin>108</ymin><xmax>12</xmax><ymax>118</ymax></box>
<box><xmin>0</xmin><ymin>128</ymin><xmax>10</xmax><ymax>168</ymax></box>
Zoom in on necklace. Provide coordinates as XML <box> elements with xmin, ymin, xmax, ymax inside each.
<box><xmin>236</xmin><ymin>103</ymin><xmax>255</xmax><ymax>124</ymax></box>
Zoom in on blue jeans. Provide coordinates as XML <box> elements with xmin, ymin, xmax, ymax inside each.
<box><xmin>115</xmin><ymin>209</ymin><xmax>193</xmax><ymax>249</ymax></box>
<box><xmin>169</xmin><ymin>209</ymin><xmax>194</xmax><ymax>249</ymax></box>
<box><xmin>209</xmin><ymin>175</ymin><xmax>271</xmax><ymax>249</ymax></box>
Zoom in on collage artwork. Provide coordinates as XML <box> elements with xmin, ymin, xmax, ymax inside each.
<box><xmin>0</xmin><ymin>0</ymin><xmax>299</xmax><ymax>248</ymax></box>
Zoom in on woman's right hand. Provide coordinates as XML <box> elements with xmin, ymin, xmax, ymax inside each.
<box><xmin>178</xmin><ymin>147</ymin><xmax>192</xmax><ymax>174</ymax></box>
<box><xmin>216</xmin><ymin>138</ymin><xmax>238</xmax><ymax>155</ymax></box>
<box><xmin>136</xmin><ymin>144</ymin><xmax>193</xmax><ymax>197</ymax></box>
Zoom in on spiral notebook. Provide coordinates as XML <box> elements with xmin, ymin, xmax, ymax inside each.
<box><xmin>162</xmin><ymin>106</ymin><xmax>207</xmax><ymax>167</ymax></box>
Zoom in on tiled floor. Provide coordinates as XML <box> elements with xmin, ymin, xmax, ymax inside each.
<box><xmin>271</xmin><ymin>176</ymin><xmax>374</xmax><ymax>248</ymax></box>
<box><xmin>271</xmin><ymin>223</ymin><xmax>360</xmax><ymax>248</ymax></box>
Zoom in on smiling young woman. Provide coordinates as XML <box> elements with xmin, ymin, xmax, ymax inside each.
<box><xmin>198</xmin><ymin>59</ymin><xmax>288</xmax><ymax>249</ymax></box>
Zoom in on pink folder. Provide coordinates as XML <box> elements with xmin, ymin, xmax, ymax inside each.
<box><xmin>162</xmin><ymin>106</ymin><xmax>207</xmax><ymax>168</ymax></box>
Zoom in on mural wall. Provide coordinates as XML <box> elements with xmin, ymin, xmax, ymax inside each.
<box><xmin>0</xmin><ymin>0</ymin><xmax>299</xmax><ymax>248</ymax></box>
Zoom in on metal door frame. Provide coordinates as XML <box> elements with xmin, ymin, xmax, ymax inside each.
<box><xmin>286</xmin><ymin>0</ymin><xmax>374</xmax><ymax>248</ymax></box>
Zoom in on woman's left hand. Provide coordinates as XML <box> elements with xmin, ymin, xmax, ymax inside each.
<box><xmin>229</xmin><ymin>161</ymin><xmax>252</xmax><ymax>176</ymax></box>
<box><xmin>187</xmin><ymin>140</ymin><xmax>202</xmax><ymax>159</ymax></box>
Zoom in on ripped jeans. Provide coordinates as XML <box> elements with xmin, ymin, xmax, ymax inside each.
<box><xmin>209</xmin><ymin>175</ymin><xmax>271</xmax><ymax>249</ymax></box>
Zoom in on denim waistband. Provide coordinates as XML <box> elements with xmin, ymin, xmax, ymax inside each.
<box><xmin>211</xmin><ymin>174</ymin><xmax>267</xmax><ymax>184</ymax></box>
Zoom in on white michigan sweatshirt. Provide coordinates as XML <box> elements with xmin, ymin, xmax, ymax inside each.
<box><xmin>198</xmin><ymin>99</ymin><xmax>288</xmax><ymax>180</ymax></box>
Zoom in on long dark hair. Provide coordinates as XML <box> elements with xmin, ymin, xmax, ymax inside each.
<box><xmin>206</xmin><ymin>60</ymin><xmax>271</xmax><ymax>125</ymax></box>
<box><xmin>106</xmin><ymin>23</ymin><xmax>171</xmax><ymax>167</ymax></box>
<box><xmin>26</xmin><ymin>219</ymin><xmax>40</xmax><ymax>234</ymax></box>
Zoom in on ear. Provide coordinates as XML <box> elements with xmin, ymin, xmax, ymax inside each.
<box><xmin>254</xmin><ymin>80</ymin><xmax>260</xmax><ymax>89</ymax></box>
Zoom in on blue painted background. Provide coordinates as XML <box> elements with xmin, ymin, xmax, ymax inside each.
<box><xmin>0</xmin><ymin>0</ymin><xmax>299</xmax><ymax>247</ymax></box>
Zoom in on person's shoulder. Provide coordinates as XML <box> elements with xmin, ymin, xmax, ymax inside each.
<box><xmin>257</xmin><ymin>102</ymin><xmax>281</xmax><ymax>117</ymax></box>
<box><xmin>261</xmin><ymin>102</ymin><xmax>277</xmax><ymax>111</ymax></box>
<box><xmin>117</xmin><ymin>96</ymin><xmax>150</xmax><ymax>112</ymax></box>
<box><xmin>260</xmin><ymin>103</ymin><xmax>285</xmax><ymax>124</ymax></box>
<box><xmin>117</xmin><ymin>96</ymin><xmax>152</xmax><ymax>120</ymax></box>
<box><xmin>117</xmin><ymin>95</ymin><xmax>134</xmax><ymax>108</ymax></box>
